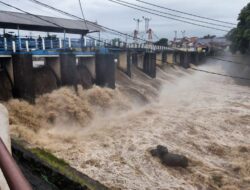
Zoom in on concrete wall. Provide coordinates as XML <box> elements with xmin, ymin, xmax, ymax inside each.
<box><xmin>156</xmin><ymin>52</ymin><xmax>163</xmax><ymax>66</ymax></box>
<box><xmin>166</xmin><ymin>52</ymin><xmax>174</xmax><ymax>64</ymax></box>
<box><xmin>118</xmin><ymin>52</ymin><xmax>128</xmax><ymax>71</ymax></box>
<box><xmin>0</xmin><ymin>104</ymin><xmax>10</xmax><ymax>190</ymax></box>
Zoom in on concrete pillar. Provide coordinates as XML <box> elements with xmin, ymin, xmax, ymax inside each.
<box><xmin>180</xmin><ymin>52</ymin><xmax>190</xmax><ymax>68</ymax></box>
<box><xmin>60</xmin><ymin>53</ymin><xmax>77</xmax><ymax>86</ymax></box>
<box><xmin>162</xmin><ymin>51</ymin><xmax>167</xmax><ymax>65</ymax></box>
<box><xmin>0</xmin><ymin>104</ymin><xmax>10</xmax><ymax>190</ymax></box>
<box><xmin>12</xmin><ymin>53</ymin><xmax>35</xmax><ymax>102</ymax></box>
<box><xmin>190</xmin><ymin>52</ymin><xmax>199</xmax><ymax>65</ymax></box>
<box><xmin>0</xmin><ymin>58</ymin><xmax>13</xmax><ymax>101</ymax></box>
<box><xmin>95</xmin><ymin>53</ymin><xmax>115</xmax><ymax>89</ymax></box>
<box><xmin>132</xmin><ymin>53</ymin><xmax>138</xmax><ymax>66</ymax></box>
<box><xmin>175</xmin><ymin>53</ymin><xmax>181</xmax><ymax>65</ymax></box>
<box><xmin>137</xmin><ymin>53</ymin><xmax>144</xmax><ymax>70</ymax></box>
<box><xmin>143</xmin><ymin>52</ymin><xmax>156</xmax><ymax>78</ymax></box>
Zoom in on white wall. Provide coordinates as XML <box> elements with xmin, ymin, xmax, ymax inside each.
<box><xmin>0</xmin><ymin>104</ymin><xmax>10</xmax><ymax>190</ymax></box>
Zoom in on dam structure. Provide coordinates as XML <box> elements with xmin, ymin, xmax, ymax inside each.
<box><xmin>0</xmin><ymin>10</ymin><xmax>204</xmax><ymax>102</ymax></box>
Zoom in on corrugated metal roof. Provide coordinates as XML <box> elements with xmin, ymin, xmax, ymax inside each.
<box><xmin>0</xmin><ymin>10</ymin><xmax>103</xmax><ymax>34</ymax></box>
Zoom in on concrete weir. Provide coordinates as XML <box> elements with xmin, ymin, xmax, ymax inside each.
<box><xmin>0</xmin><ymin>104</ymin><xmax>10</xmax><ymax>190</ymax></box>
<box><xmin>0</xmin><ymin>49</ymin><xmax>201</xmax><ymax>101</ymax></box>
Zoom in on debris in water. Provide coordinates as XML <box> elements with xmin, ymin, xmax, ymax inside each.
<box><xmin>150</xmin><ymin>145</ymin><xmax>189</xmax><ymax>168</ymax></box>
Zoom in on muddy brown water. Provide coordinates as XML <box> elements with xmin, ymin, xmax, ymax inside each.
<box><xmin>5</xmin><ymin>58</ymin><xmax>250</xmax><ymax>190</ymax></box>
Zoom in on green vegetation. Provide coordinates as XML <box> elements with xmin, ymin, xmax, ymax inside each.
<box><xmin>227</xmin><ymin>3</ymin><xmax>250</xmax><ymax>54</ymax></box>
<box><xmin>12</xmin><ymin>138</ymin><xmax>108</xmax><ymax>190</ymax></box>
<box><xmin>154</xmin><ymin>38</ymin><xmax>168</xmax><ymax>46</ymax></box>
<box><xmin>31</xmin><ymin>148</ymin><xmax>108</xmax><ymax>190</ymax></box>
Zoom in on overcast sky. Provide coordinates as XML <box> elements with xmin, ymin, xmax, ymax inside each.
<box><xmin>1</xmin><ymin>0</ymin><xmax>249</xmax><ymax>41</ymax></box>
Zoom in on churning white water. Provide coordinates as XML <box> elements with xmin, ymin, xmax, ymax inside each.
<box><xmin>5</xmin><ymin>56</ymin><xmax>250</xmax><ymax>190</ymax></box>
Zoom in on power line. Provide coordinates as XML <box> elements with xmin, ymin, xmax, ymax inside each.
<box><xmin>26</xmin><ymin>0</ymin><xmax>146</xmax><ymax>43</ymax></box>
<box><xmin>110</xmin><ymin>0</ymin><xmax>232</xmax><ymax>29</ymax></box>
<box><xmin>135</xmin><ymin>0</ymin><xmax>237</xmax><ymax>26</ymax></box>
<box><xmin>78</xmin><ymin>0</ymin><xmax>89</xmax><ymax>30</ymax></box>
<box><xmin>106</xmin><ymin>0</ymin><xmax>229</xmax><ymax>32</ymax></box>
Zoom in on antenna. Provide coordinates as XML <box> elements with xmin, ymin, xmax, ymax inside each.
<box><xmin>142</xmin><ymin>16</ymin><xmax>152</xmax><ymax>32</ymax></box>
<box><xmin>133</xmin><ymin>18</ymin><xmax>142</xmax><ymax>44</ymax></box>
<box><xmin>133</xmin><ymin>18</ymin><xmax>143</xmax><ymax>32</ymax></box>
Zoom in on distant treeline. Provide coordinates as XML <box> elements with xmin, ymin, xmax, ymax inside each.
<box><xmin>227</xmin><ymin>3</ymin><xmax>250</xmax><ymax>54</ymax></box>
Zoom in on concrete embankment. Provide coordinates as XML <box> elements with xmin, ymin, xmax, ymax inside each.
<box><xmin>0</xmin><ymin>103</ymin><xmax>108</xmax><ymax>190</ymax></box>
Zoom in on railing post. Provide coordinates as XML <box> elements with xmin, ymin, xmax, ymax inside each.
<box><xmin>68</xmin><ymin>38</ymin><xmax>71</xmax><ymax>48</ymax></box>
<box><xmin>84</xmin><ymin>36</ymin><xmax>87</xmax><ymax>47</ymax></box>
<box><xmin>4</xmin><ymin>38</ymin><xmax>7</xmax><ymax>51</ymax></box>
<box><xmin>59</xmin><ymin>38</ymin><xmax>62</xmax><ymax>49</ymax></box>
<box><xmin>50</xmin><ymin>39</ymin><xmax>53</xmax><ymax>49</ymax></box>
<box><xmin>35</xmin><ymin>38</ymin><xmax>38</xmax><ymax>49</ymax></box>
<box><xmin>42</xmin><ymin>38</ymin><xmax>45</xmax><ymax>50</ymax></box>
<box><xmin>25</xmin><ymin>40</ymin><xmax>29</xmax><ymax>52</ymax></box>
<box><xmin>12</xmin><ymin>41</ymin><xmax>16</xmax><ymax>53</ymax></box>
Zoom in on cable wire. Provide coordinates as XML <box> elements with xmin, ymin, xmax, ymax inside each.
<box><xmin>106</xmin><ymin>0</ymin><xmax>229</xmax><ymax>32</ymax></box>
<box><xmin>135</xmin><ymin>0</ymin><xmax>237</xmax><ymax>26</ymax></box>
<box><xmin>109</xmin><ymin>0</ymin><xmax>233</xmax><ymax>29</ymax></box>
<box><xmin>78</xmin><ymin>0</ymin><xmax>89</xmax><ymax>30</ymax></box>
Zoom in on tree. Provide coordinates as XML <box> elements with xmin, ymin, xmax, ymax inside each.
<box><xmin>227</xmin><ymin>3</ymin><xmax>250</xmax><ymax>54</ymax></box>
<box><xmin>154</xmin><ymin>38</ymin><xmax>168</xmax><ymax>46</ymax></box>
<box><xmin>203</xmin><ymin>35</ymin><xmax>216</xmax><ymax>39</ymax></box>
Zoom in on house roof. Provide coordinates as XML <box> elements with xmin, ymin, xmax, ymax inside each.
<box><xmin>0</xmin><ymin>10</ymin><xmax>103</xmax><ymax>34</ymax></box>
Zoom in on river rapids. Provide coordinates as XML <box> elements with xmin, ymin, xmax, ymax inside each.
<box><xmin>4</xmin><ymin>55</ymin><xmax>250</xmax><ymax>190</ymax></box>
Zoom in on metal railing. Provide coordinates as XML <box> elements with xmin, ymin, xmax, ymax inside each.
<box><xmin>0</xmin><ymin>36</ymin><xmax>173</xmax><ymax>53</ymax></box>
<box><xmin>0</xmin><ymin>137</ymin><xmax>32</xmax><ymax>190</ymax></box>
